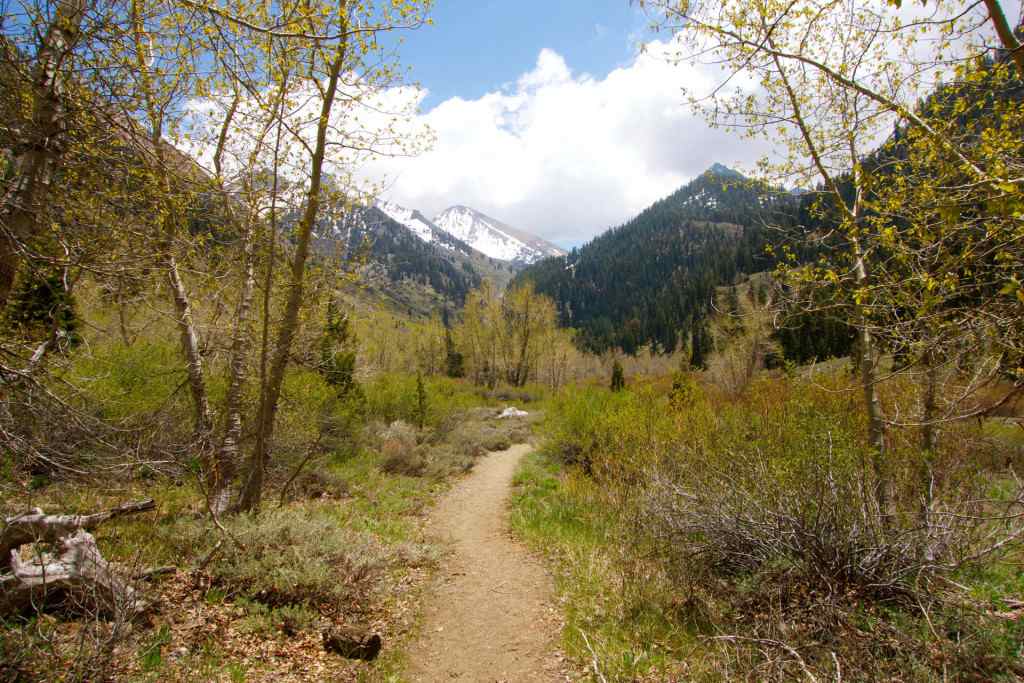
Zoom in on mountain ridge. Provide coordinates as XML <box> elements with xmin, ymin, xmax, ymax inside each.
<box><xmin>513</xmin><ymin>163</ymin><xmax>795</xmax><ymax>353</ymax></box>
<box><xmin>433</xmin><ymin>205</ymin><xmax>566</xmax><ymax>265</ymax></box>
<box><xmin>309</xmin><ymin>202</ymin><xmax>516</xmax><ymax>314</ymax></box>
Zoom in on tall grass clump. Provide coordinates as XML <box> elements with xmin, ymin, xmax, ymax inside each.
<box><xmin>544</xmin><ymin>386</ymin><xmax>667</xmax><ymax>473</ymax></box>
<box><xmin>648</xmin><ymin>375</ymin><xmax>1012</xmax><ymax>595</ymax></box>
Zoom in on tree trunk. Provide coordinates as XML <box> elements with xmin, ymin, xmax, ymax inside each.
<box><xmin>982</xmin><ymin>0</ymin><xmax>1024</xmax><ymax>80</ymax></box>
<box><xmin>922</xmin><ymin>356</ymin><xmax>938</xmax><ymax>454</ymax></box>
<box><xmin>0</xmin><ymin>0</ymin><xmax>87</xmax><ymax>309</ymax></box>
<box><xmin>1</xmin><ymin>531</ymin><xmax>147</xmax><ymax>617</ymax></box>
<box><xmin>167</xmin><ymin>252</ymin><xmax>213</xmax><ymax>439</ymax></box>
<box><xmin>850</xmin><ymin>235</ymin><xmax>888</xmax><ymax>516</ymax></box>
<box><xmin>130</xmin><ymin>0</ymin><xmax>212</xmax><ymax>444</ymax></box>
<box><xmin>770</xmin><ymin>43</ymin><xmax>889</xmax><ymax>512</ymax></box>
<box><xmin>238</xmin><ymin>39</ymin><xmax>348</xmax><ymax>513</ymax></box>
<box><xmin>514</xmin><ymin>304</ymin><xmax>532</xmax><ymax>387</ymax></box>
<box><xmin>209</xmin><ymin>214</ymin><xmax>256</xmax><ymax>515</ymax></box>
<box><xmin>920</xmin><ymin>354</ymin><xmax>939</xmax><ymax>515</ymax></box>
<box><xmin>0</xmin><ymin>499</ymin><xmax>155</xmax><ymax>569</ymax></box>
<box><xmin>208</xmin><ymin>81</ymin><xmax>282</xmax><ymax>516</ymax></box>
<box><xmin>0</xmin><ymin>500</ymin><xmax>155</xmax><ymax>617</ymax></box>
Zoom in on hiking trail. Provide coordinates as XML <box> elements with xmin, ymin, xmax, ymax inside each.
<box><xmin>406</xmin><ymin>443</ymin><xmax>567</xmax><ymax>682</ymax></box>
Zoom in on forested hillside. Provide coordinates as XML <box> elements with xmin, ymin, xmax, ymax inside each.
<box><xmin>515</xmin><ymin>164</ymin><xmax>793</xmax><ymax>353</ymax></box>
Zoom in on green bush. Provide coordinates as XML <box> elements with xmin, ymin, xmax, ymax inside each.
<box><xmin>184</xmin><ymin>507</ymin><xmax>386</xmax><ymax>610</ymax></box>
<box><xmin>318</xmin><ymin>393</ymin><xmax>366</xmax><ymax>458</ymax></box>
<box><xmin>68</xmin><ymin>339</ymin><xmax>189</xmax><ymax>420</ymax></box>
<box><xmin>275</xmin><ymin>369</ymin><xmax>336</xmax><ymax>456</ymax></box>
<box><xmin>544</xmin><ymin>385</ymin><xmax>669</xmax><ymax>473</ymax></box>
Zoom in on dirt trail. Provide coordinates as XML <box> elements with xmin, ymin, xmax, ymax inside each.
<box><xmin>406</xmin><ymin>443</ymin><xmax>566</xmax><ymax>682</ymax></box>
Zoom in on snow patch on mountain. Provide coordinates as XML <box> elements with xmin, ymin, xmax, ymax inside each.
<box><xmin>376</xmin><ymin>200</ymin><xmax>436</xmax><ymax>244</ymax></box>
<box><xmin>433</xmin><ymin>206</ymin><xmax>565</xmax><ymax>265</ymax></box>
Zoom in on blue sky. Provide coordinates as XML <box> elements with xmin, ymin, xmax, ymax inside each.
<box><xmin>397</xmin><ymin>1</ymin><xmax>652</xmax><ymax>109</ymax></box>
<box><xmin>365</xmin><ymin>2</ymin><xmax>769</xmax><ymax>247</ymax></box>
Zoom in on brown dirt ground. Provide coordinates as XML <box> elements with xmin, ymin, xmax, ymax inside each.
<box><xmin>406</xmin><ymin>444</ymin><xmax>569</xmax><ymax>682</ymax></box>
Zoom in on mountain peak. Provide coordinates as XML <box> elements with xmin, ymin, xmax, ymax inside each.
<box><xmin>375</xmin><ymin>199</ymin><xmax>439</xmax><ymax>244</ymax></box>
<box><xmin>433</xmin><ymin>206</ymin><xmax>566</xmax><ymax>265</ymax></box>
<box><xmin>705</xmin><ymin>163</ymin><xmax>745</xmax><ymax>179</ymax></box>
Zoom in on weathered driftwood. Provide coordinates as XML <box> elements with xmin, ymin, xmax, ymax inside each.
<box><xmin>321</xmin><ymin>626</ymin><xmax>382</xmax><ymax>661</ymax></box>
<box><xmin>0</xmin><ymin>531</ymin><xmax>146</xmax><ymax>616</ymax></box>
<box><xmin>0</xmin><ymin>499</ymin><xmax>155</xmax><ymax>617</ymax></box>
<box><xmin>0</xmin><ymin>498</ymin><xmax>155</xmax><ymax>570</ymax></box>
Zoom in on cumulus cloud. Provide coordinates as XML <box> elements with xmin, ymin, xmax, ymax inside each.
<box><xmin>362</xmin><ymin>41</ymin><xmax>769</xmax><ymax>247</ymax></box>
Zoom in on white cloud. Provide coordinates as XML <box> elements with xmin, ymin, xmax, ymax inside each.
<box><xmin>361</xmin><ymin>41</ymin><xmax>768</xmax><ymax>248</ymax></box>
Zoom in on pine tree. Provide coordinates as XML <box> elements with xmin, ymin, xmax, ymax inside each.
<box><xmin>690</xmin><ymin>324</ymin><xmax>711</xmax><ymax>370</ymax></box>
<box><xmin>4</xmin><ymin>268</ymin><xmax>80</xmax><ymax>347</ymax></box>
<box><xmin>442</xmin><ymin>310</ymin><xmax>465</xmax><ymax>378</ymax></box>
<box><xmin>320</xmin><ymin>301</ymin><xmax>359</xmax><ymax>399</ymax></box>
<box><xmin>414</xmin><ymin>372</ymin><xmax>428</xmax><ymax>429</ymax></box>
<box><xmin>444</xmin><ymin>328</ymin><xmax>465</xmax><ymax>378</ymax></box>
<box><xmin>610</xmin><ymin>359</ymin><xmax>626</xmax><ymax>392</ymax></box>
<box><xmin>512</xmin><ymin>167</ymin><xmax>787</xmax><ymax>355</ymax></box>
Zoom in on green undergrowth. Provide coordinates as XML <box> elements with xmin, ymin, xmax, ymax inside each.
<box><xmin>513</xmin><ymin>374</ymin><xmax>1024</xmax><ymax>681</ymax></box>
<box><xmin>511</xmin><ymin>451</ymin><xmax>703</xmax><ymax>681</ymax></box>
<box><xmin>1</xmin><ymin>359</ymin><xmax>548</xmax><ymax>682</ymax></box>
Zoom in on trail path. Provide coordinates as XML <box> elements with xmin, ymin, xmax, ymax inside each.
<box><xmin>406</xmin><ymin>443</ymin><xmax>566</xmax><ymax>682</ymax></box>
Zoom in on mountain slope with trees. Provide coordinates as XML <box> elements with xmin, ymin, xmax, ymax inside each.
<box><xmin>310</xmin><ymin>202</ymin><xmax>518</xmax><ymax>315</ymax></box>
<box><xmin>514</xmin><ymin>164</ymin><xmax>794</xmax><ymax>353</ymax></box>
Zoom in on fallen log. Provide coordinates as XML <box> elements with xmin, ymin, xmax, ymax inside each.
<box><xmin>321</xmin><ymin>626</ymin><xmax>382</xmax><ymax>661</ymax></box>
<box><xmin>0</xmin><ymin>530</ymin><xmax>147</xmax><ymax>616</ymax></box>
<box><xmin>1</xmin><ymin>498</ymin><xmax>155</xmax><ymax>571</ymax></box>
<box><xmin>0</xmin><ymin>499</ymin><xmax>156</xmax><ymax>617</ymax></box>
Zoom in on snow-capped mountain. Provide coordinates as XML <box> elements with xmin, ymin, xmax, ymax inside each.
<box><xmin>376</xmin><ymin>199</ymin><xmax>449</xmax><ymax>248</ymax></box>
<box><xmin>309</xmin><ymin>199</ymin><xmax>517</xmax><ymax>311</ymax></box>
<box><xmin>433</xmin><ymin>205</ymin><xmax>566</xmax><ymax>265</ymax></box>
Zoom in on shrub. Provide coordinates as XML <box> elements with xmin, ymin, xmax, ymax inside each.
<box><xmin>69</xmin><ymin>339</ymin><xmax>188</xmax><ymax>420</ymax></box>
<box><xmin>667</xmin><ymin>370</ymin><xmax>701</xmax><ymax>410</ymax></box>
<box><xmin>610</xmin><ymin>359</ymin><xmax>625</xmax><ymax>392</ymax></box>
<box><xmin>551</xmin><ymin>373</ymin><xmax>1020</xmax><ymax>599</ymax></box>
<box><xmin>285</xmin><ymin>468</ymin><xmax>350</xmax><ymax>501</ymax></box>
<box><xmin>318</xmin><ymin>393</ymin><xmax>366</xmax><ymax>458</ymax></box>
<box><xmin>187</xmin><ymin>508</ymin><xmax>385</xmax><ymax>610</ymax></box>
<box><xmin>414</xmin><ymin>372</ymin><xmax>428</xmax><ymax>430</ymax></box>
<box><xmin>420</xmin><ymin>444</ymin><xmax>475</xmax><ymax>479</ymax></box>
<box><xmin>536</xmin><ymin>370</ymin><xmax>1024</xmax><ymax>680</ymax></box>
<box><xmin>380</xmin><ymin>447</ymin><xmax>427</xmax><ymax>477</ymax></box>
<box><xmin>544</xmin><ymin>385</ymin><xmax>667</xmax><ymax>474</ymax></box>
<box><xmin>377</xmin><ymin>420</ymin><xmax>424</xmax><ymax>476</ymax></box>
<box><xmin>364</xmin><ymin>373</ymin><xmax>479</xmax><ymax>428</ymax></box>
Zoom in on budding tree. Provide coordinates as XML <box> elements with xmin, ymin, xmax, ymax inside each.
<box><xmin>641</xmin><ymin>0</ymin><xmax>1024</xmax><ymax>506</ymax></box>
